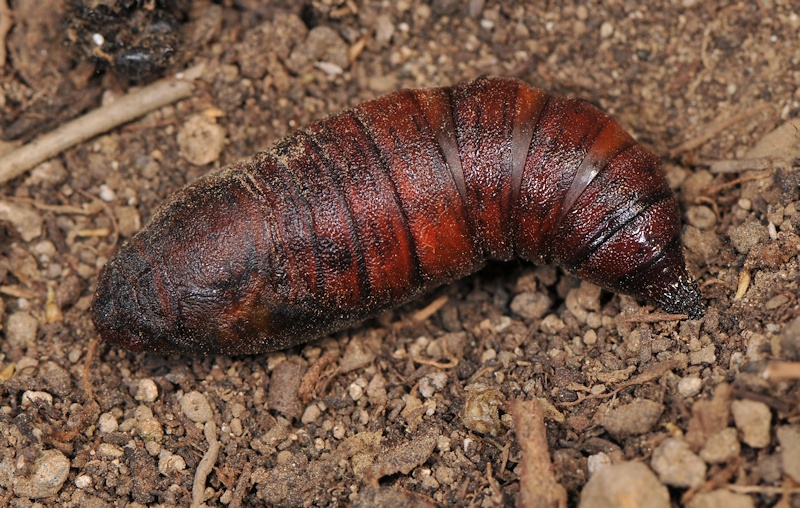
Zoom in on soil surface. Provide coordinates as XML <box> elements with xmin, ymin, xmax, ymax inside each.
<box><xmin>2</xmin><ymin>1</ymin><xmax>800</xmax><ymax>507</ymax></box>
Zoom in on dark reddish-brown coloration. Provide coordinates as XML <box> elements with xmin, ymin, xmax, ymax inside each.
<box><xmin>92</xmin><ymin>77</ymin><xmax>704</xmax><ymax>356</ymax></box>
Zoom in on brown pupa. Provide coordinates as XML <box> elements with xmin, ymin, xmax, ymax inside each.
<box><xmin>92</xmin><ymin>76</ymin><xmax>704</xmax><ymax>355</ymax></box>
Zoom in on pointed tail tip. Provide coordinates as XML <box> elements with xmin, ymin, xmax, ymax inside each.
<box><xmin>654</xmin><ymin>275</ymin><xmax>705</xmax><ymax>320</ymax></box>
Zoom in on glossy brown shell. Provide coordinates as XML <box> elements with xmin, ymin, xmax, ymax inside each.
<box><xmin>92</xmin><ymin>76</ymin><xmax>703</xmax><ymax>355</ymax></box>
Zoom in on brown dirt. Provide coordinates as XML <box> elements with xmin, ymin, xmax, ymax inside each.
<box><xmin>1</xmin><ymin>1</ymin><xmax>799</xmax><ymax>507</ymax></box>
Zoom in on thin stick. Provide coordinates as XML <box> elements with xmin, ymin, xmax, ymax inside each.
<box><xmin>669</xmin><ymin>103</ymin><xmax>771</xmax><ymax>157</ymax></box>
<box><xmin>704</xmin><ymin>171</ymin><xmax>770</xmax><ymax>195</ymax></box>
<box><xmin>411</xmin><ymin>295</ymin><xmax>449</xmax><ymax>323</ymax></box>
<box><xmin>726</xmin><ymin>485</ymin><xmax>800</xmax><ymax>495</ymax></box>
<box><xmin>191</xmin><ymin>421</ymin><xmax>220</xmax><ymax>508</ymax></box>
<box><xmin>82</xmin><ymin>337</ymin><xmax>100</xmax><ymax>402</ymax></box>
<box><xmin>763</xmin><ymin>361</ymin><xmax>800</xmax><ymax>381</ymax></box>
<box><xmin>0</xmin><ymin>0</ymin><xmax>11</xmax><ymax>69</ymax></box>
<box><xmin>0</xmin><ymin>64</ymin><xmax>205</xmax><ymax>185</ymax></box>
<box><xmin>556</xmin><ymin>359</ymin><xmax>678</xmax><ymax>408</ymax></box>
<box><xmin>706</xmin><ymin>157</ymin><xmax>782</xmax><ymax>174</ymax></box>
<box><xmin>511</xmin><ymin>398</ymin><xmax>567</xmax><ymax>508</ymax></box>
<box><xmin>3</xmin><ymin>195</ymin><xmax>105</xmax><ymax>215</ymax></box>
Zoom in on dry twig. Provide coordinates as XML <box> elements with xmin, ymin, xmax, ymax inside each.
<box><xmin>706</xmin><ymin>157</ymin><xmax>783</xmax><ymax>173</ymax></box>
<box><xmin>411</xmin><ymin>295</ymin><xmax>449</xmax><ymax>322</ymax></box>
<box><xmin>669</xmin><ymin>103</ymin><xmax>771</xmax><ymax>157</ymax></box>
<box><xmin>0</xmin><ymin>64</ymin><xmax>205</xmax><ymax>185</ymax></box>
<box><xmin>4</xmin><ymin>195</ymin><xmax>106</xmax><ymax>215</ymax></box>
<box><xmin>82</xmin><ymin>337</ymin><xmax>101</xmax><ymax>402</ymax></box>
<box><xmin>557</xmin><ymin>359</ymin><xmax>679</xmax><ymax>408</ymax></box>
<box><xmin>763</xmin><ymin>361</ymin><xmax>800</xmax><ymax>381</ymax></box>
<box><xmin>703</xmin><ymin>171</ymin><xmax>771</xmax><ymax>195</ymax></box>
<box><xmin>192</xmin><ymin>421</ymin><xmax>221</xmax><ymax>508</ymax></box>
<box><xmin>726</xmin><ymin>485</ymin><xmax>800</xmax><ymax>495</ymax></box>
<box><xmin>0</xmin><ymin>0</ymin><xmax>12</xmax><ymax>69</ymax></box>
<box><xmin>511</xmin><ymin>398</ymin><xmax>567</xmax><ymax>508</ymax></box>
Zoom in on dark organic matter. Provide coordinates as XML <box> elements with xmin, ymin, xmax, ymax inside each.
<box><xmin>92</xmin><ymin>76</ymin><xmax>704</xmax><ymax>355</ymax></box>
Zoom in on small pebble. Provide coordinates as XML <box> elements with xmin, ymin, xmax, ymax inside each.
<box><xmin>565</xmin><ymin>283</ymin><xmax>601</xmax><ymax>323</ymax></box>
<box><xmin>135</xmin><ymin>379</ymin><xmax>159</xmax><ymax>402</ymax></box>
<box><xmin>600</xmin><ymin>21</ymin><xmax>614</xmax><ymax>38</ymax></box>
<box><xmin>301</xmin><ymin>404</ymin><xmax>322</xmax><ymax>424</ymax></box>
<box><xmin>97</xmin><ymin>443</ymin><xmax>124</xmax><ymax>459</ymax></box>
<box><xmin>21</xmin><ymin>390</ymin><xmax>53</xmax><ymax>407</ymax></box>
<box><xmin>678</xmin><ymin>377</ymin><xmax>703</xmax><ymax>397</ymax></box>
<box><xmin>435</xmin><ymin>465</ymin><xmax>455</xmax><ymax>486</ymax></box>
<box><xmin>98</xmin><ymin>184</ymin><xmax>116</xmax><ymax>202</ymax></box>
<box><xmin>158</xmin><ymin>451</ymin><xmax>187</xmax><ymax>475</ymax></box>
<box><xmin>731</xmin><ymin>400</ymin><xmax>771</xmax><ymax>448</ymax></box>
<box><xmin>374</xmin><ymin>14</ymin><xmax>395</xmax><ymax>43</ymax></box>
<box><xmin>230</xmin><ymin>417</ymin><xmax>243</xmax><ymax>437</ymax></box>
<box><xmin>12</xmin><ymin>449</ymin><xmax>70</xmax><ymax>499</ymax></box>
<box><xmin>145</xmin><ymin>440</ymin><xmax>161</xmax><ymax>456</ymax></box>
<box><xmin>586</xmin><ymin>452</ymin><xmax>612</xmax><ymax>476</ymax></box>
<box><xmin>220</xmin><ymin>490</ymin><xmax>233</xmax><ymax>504</ymax></box>
<box><xmin>74</xmin><ymin>474</ymin><xmax>93</xmax><ymax>489</ymax></box>
<box><xmin>333</xmin><ymin>424</ymin><xmax>346</xmax><ymax>439</ymax></box>
<box><xmin>419</xmin><ymin>372</ymin><xmax>448</xmax><ymax>399</ymax></box>
<box><xmin>540</xmin><ymin>314</ymin><xmax>565</xmax><ymax>334</ymax></box>
<box><xmin>177</xmin><ymin>115</ymin><xmax>227</xmax><ymax>166</ymax></box>
<box><xmin>348</xmin><ymin>382</ymin><xmax>364</xmax><ymax>401</ymax></box>
<box><xmin>689</xmin><ymin>345</ymin><xmax>716</xmax><ymax>365</ymax></box>
<box><xmin>510</xmin><ymin>291</ymin><xmax>552</xmax><ymax>320</ymax></box>
<box><xmin>651</xmin><ymin>438</ymin><xmax>707</xmax><ymax>488</ymax></box>
<box><xmin>286</xmin><ymin>26</ymin><xmax>349</xmax><ymax>75</ymax></box>
<box><xmin>339</xmin><ymin>340</ymin><xmax>376</xmax><ymax>373</ymax></box>
<box><xmin>180</xmin><ymin>391</ymin><xmax>214</xmax><ymax>423</ymax></box>
<box><xmin>67</xmin><ymin>348</ymin><xmax>83</xmax><ymax>364</ymax></box>
<box><xmin>686</xmin><ymin>205</ymin><xmax>717</xmax><ymax>230</ymax></box>
<box><xmin>686</xmin><ymin>489</ymin><xmax>755</xmax><ymax>508</ymax></box>
<box><xmin>700</xmin><ymin>428</ymin><xmax>741</xmax><ymax>464</ymax></box>
<box><xmin>135</xmin><ymin>406</ymin><xmax>164</xmax><ymax>443</ymax></box>
<box><xmin>579</xmin><ymin>461</ymin><xmax>669</xmax><ymax>508</ymax></box>
<box><xmin>98</xmin><ymin>412</ymin><xmax>119</xmax><ymax>433</ymax></box>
